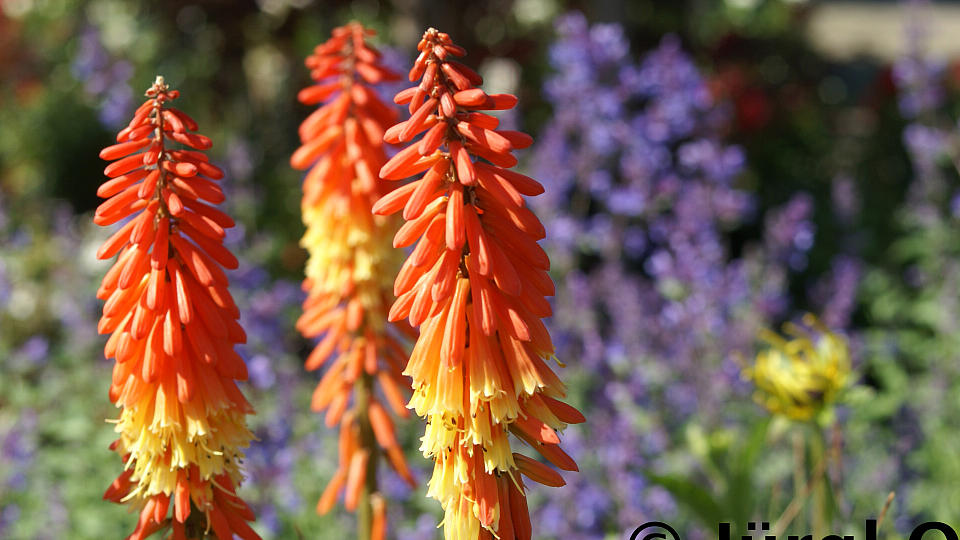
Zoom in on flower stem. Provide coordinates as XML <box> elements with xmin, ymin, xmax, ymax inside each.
<box><xmin>810</xmin><ymin>424</ymin><xmax>828</xmax><ymax>538</ymax></box>
<box><xmin>355</xmin><ymin>373</ymin><xmax>378</xmax><ymax>540</ymax></box>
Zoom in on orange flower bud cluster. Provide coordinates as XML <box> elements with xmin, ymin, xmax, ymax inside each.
<box><xmin>291</xmin><ymin>23</ymin><xmax>415</xmax><ymax>537</ymax></box>
<box><xmin>95</xmin><ymin>77</ymin><xmax>259</xmax><ymax>540</ymax></box>
<box><xmin>375</xmin><ymin>28</ymin><xmax>585</xmax><ymax>540</ymax></box>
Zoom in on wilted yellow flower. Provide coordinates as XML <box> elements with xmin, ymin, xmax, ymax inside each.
<box><xmin>743</xmin><ymin>314</ymin><xmax>850</xmax><ymax>422</ymax></box>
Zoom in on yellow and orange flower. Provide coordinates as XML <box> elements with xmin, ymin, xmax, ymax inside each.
<box><xmin>291</xmin><ymin>23</ymin><xmax>415</xmax><ymax>537</ymax></box>
<box><xmin>96</xmin><ymin>77</ymin><xmax>259</xmax><ymax>540</ymax></box>
<box><xmin>375</xmin><ymin>28</ymin><xmax>584</xmax><ymax>540</ymax></box>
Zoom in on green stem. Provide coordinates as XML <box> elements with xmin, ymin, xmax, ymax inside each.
<box><xmin>354</xmin><ymin>373</ymin><xmax>378</xmax><ymax>540</ymax></box>
<box><xmin>809</xmin><ymin>424</ymin><xmax>828</xmax><ymax>538</ymax></box>
<box><xmin>791</xmin><ymin>430</ymin><xmax>805</xmax><ymax>530</ymax></box>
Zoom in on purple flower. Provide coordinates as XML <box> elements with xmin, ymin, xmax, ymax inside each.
<box><xmin>893</xmin><ymin>0</ymin><xmax>945</xmax><ymax>118</ymax></box>
<box><xmin>225</xmin><ymin>257</ymin><xmax>315</xmax><ymax>531</ymax></box>
<box><xmin>2</xmin><ymin>409</ymin><xmax>37</xmax><ymax>492</ymax></box>
<box><xmin>71</xmin><ymin>25</ymin><xmax>135</xmax><ymax>129</ymax></box>
<box><xmin>14</xmin><ymin>336</ymin><xmax>49</xmax><ymax>366</ymax></box>
<box><xmin>811</xmin><ymin>256</ymin><xmax>862</xmax><ymax>330</ymax></box>
<box><xmin>528</xmin><ymin>13</ymin><xmax>805</xmax><ymax>535</ymax></box>
<box><xmin>831</xmin><ymin>174</ymin><xmax>861</xmax><ymax>222</ymax></box>
<box><xmin>951</xmin><ymin>191</ymin><xmax>960</xmax><ymax>218</ymax></box>
<box><xmin>764</xmin><ymin>193</ymin><xmax>815</xmax><ymax>270</ymax></box>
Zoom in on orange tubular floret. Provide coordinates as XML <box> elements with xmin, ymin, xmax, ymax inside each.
<box><xmin>376</xmin><ymin>28</ymin><xmax>583</xmax><ymax>540</ymax></box>
<box><xmin>95</xmin><ymin>76</ymin><xmax>258</xmax><ymax>540</ymax></box>
<box><xmin>293</xmin><ymin>22</ymin><xmax>415</xmax><ymax>536</ymax></box>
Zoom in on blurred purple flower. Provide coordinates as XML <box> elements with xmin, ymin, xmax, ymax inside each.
<box><xmin>225</xmin><ymin>139</ymin><xmax>255</xmax><ymax>182</ymax></box>
<box><xmin>812</xmin><ymin>256</ymin><xmax>862</xmax><ymax>330</ymax></box>
<box><xmin>396</xmin><ymin>513</ymin><xmax>443</xmax><ymax>540</ymax></box>
<box><xmin>71</xmin><ymin>25</ymin><xmax>135</xmax><ymax>128</ymax></box>
<box><xmin>0</xmin><ymin>260</ymin><xmax>9</xmax><ymax>307</ymax></box>
<box><xmin>831</xmin><ymin>174</ymin><xmax>861</xmax><ymax>223</ymax></box>
<box><xmin>226</xmin><ymin>260</ymin><xmax>313</xmax><ymax>533</ymax></box>
<box><xmin>528</xmin><ymin>13</ymin><xmax>806</xmax><ymax>535</ymax></box>
<box><xmin>2</xmin><ymin>409</ymin><xmax>37</xmax><ymax>492</ymax></box>
<box><xmin>14</xmin><ymin>336</ymin><xmax>49</xmax><ymax>366</ymax></box>
<box><xmin>951</xmin><ymin>191</ymin><xmax>960</xmax><ymax>218</ymax></box>
<box><xmin>893</xmin><ymin>0</ymin><xmax>945</xmax><ymax>118</ymax></box>
<box><xmin>764</xmin><ymin>192</ymin><xmax>815</xmax><ymax>271</ymax></box>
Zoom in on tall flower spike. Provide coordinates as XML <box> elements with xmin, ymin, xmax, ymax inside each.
<box><xmin>95</xmin><ymin>77</ymin><xmax>260</xmax><ymax>540</ymax></box>
<box><xmin>291</xmin><ymin>23</ymin><xmax>415</xmax><ymax>539</ymax></box>
<box><xmin>376</xmin><ymin>28</ymin><xmax>584</xmax><ymax>540</ymax></box>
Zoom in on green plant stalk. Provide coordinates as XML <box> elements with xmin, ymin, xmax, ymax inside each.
<box><xmin>792</xmin><ymin>430</ymin><xmax>806</xmax><ymax>530</ymax></box>
<box><xmin>810</xmin><ymin>425</ymin><xmax>828</xmax><ymax>538</ymax></box>
<box><xmin>354</xmin><ymin>373</ymin><xmax>379</xmax><ymax>540</ymax></box>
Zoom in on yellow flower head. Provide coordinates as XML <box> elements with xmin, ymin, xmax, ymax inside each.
<box><xmin>743</xmin><ymin>314</ymin><xmax>850</xmax><ymax>421</ymax></box>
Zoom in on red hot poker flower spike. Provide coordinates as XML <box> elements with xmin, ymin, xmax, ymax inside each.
<box><xmin>376</xmin><ymin>28</ymin><xmax>584</xmax><ymax>540</ymax></box>
<box><xmin>95</xmin><ymin>76</ymin><xmax>259</xmax><ymax>540</ymax></box>
<box><xmin>292</xmin><ymin>22</ymin><xmax>415</xmax><ymax>538</ymax></box>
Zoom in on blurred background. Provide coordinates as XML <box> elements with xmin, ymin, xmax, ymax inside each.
<box><xmin>4</xmin><ymin>0</ymin><xmax>960</xmax><ymax>538</ymax></box>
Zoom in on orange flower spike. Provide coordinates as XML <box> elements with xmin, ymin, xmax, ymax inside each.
<box><xmin>292</xmin><ymin>21</ymin><xmax>416</xmax><ymax>535</ymax></box>
<box><xmin>95</xmin><ymin>76</ymin><xmax>259</xmax><ymax>539</ymax></box>
<box><xmin>377</xmin><ymin>28</ymin><xmax>584</xmax><ymax>540</ymax></box>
